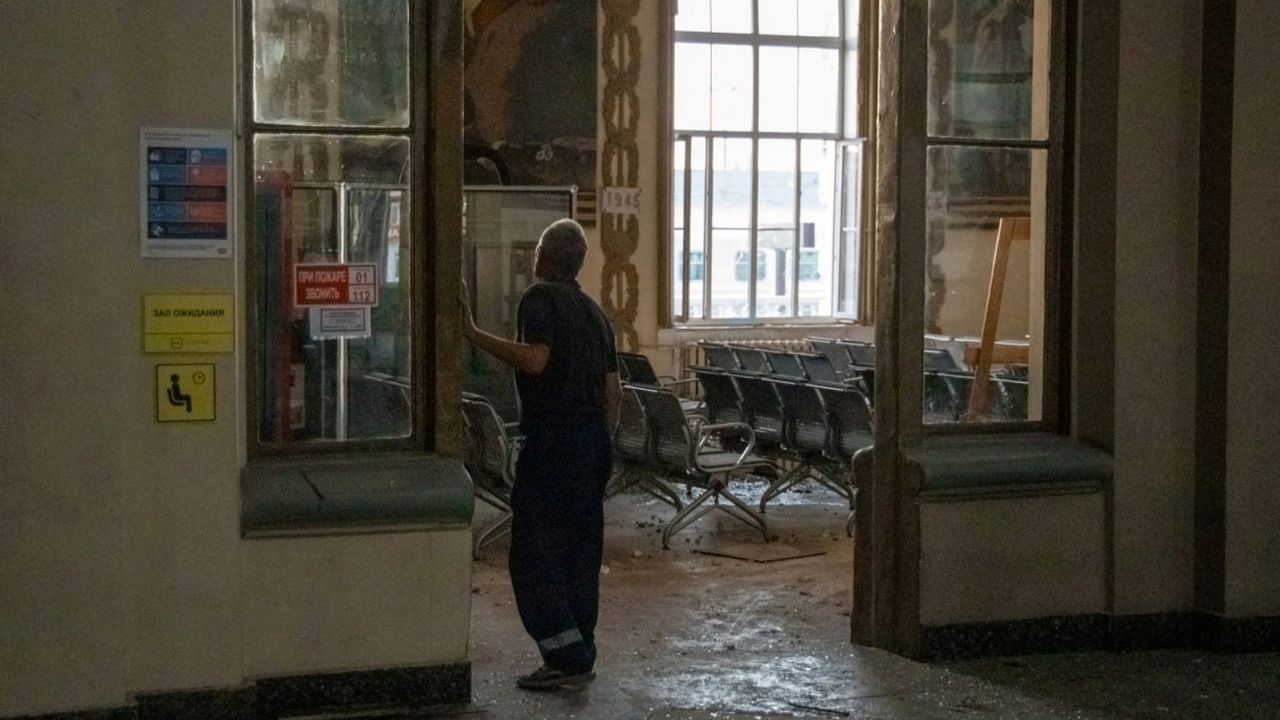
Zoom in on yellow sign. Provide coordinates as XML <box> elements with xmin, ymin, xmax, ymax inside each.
<box><xmin>156</xmin><ymin>364</ymin><xmax>216</xmax><ymax>423</ymax></box>
<box><xmin>143</xmin><ymin>294</ymin><xmax>234</xmax><ymax>353</ymax></box>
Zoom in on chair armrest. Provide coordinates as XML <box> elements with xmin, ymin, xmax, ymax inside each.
<box><xmin>659</xmin><ymin>376</ymin><xmax>699</xmax><ymax>389</ymax></box>
<box><xmin>694</xmin><ymin>422</ymin><xmax>756</xmax><ymax>471</ymax></box>
<box><xmin>686</xmin><ymin>414</ymin><xmax>709</xmax><ymax>436</ymax></box>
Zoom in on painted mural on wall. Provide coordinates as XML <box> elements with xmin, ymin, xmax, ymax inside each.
<box><xmin>464</xmin><ymin>0</ymin><xmax>598</xmax><ymax>189</ymax></box>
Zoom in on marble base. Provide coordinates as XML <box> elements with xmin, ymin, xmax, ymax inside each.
<box><xmin>8</xmin><ymin>662</ymin><xmax>470</xmax><ymax>720</ymax></box>
<box><xmin>925</xmin><ymin>611</ymin><xmax>1280</xmax><ymax>660</ymax></box>
<box><xmin>255</xmin><ymin>663</ymin><xmax>471</xmax><ymax>719</ymax></box>
<box><xmin>1200</xmin><ymin>614</ymin><xmax>1280</xmax><ymax>654</ymax></box>
<box><xmin>923</xmin><ymin>614</ymin><xmax>1109</xmax><ymax>661</ymax></box>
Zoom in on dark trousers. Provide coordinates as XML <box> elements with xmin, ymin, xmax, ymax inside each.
<box><xmin>509</xmin><ymin>419</ymin><xmax>611</xmax><ymax>674</ymax></box>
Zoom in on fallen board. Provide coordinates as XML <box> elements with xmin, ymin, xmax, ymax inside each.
<box><xmin>693</xmin><ymin>543</ymin><xmax>827</xmax><ymax>564</ymax></box>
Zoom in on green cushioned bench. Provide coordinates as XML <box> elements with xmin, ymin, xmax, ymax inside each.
<box><xmin>905</xmin><ymin>433</ymin><xmax>1112</xmax><ymax>500</ymax></box>
<box><xmin>241</xmin><ymin>454</ymin><xmax>475</xmax><ymax>536</ymax></box>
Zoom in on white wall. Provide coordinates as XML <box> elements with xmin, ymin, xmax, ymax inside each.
<box><xmin>1224</xmin><ymin>0</ymin><xmax>1280</xmax><ymax>618</ymax></box>
<box><xmin>1110</xmin><ymin>0</ymin><xmax>1202</xmax><ymax>615</ymax></box>
<box><xmin>919</xmin><ymin>495</ymin><xmax>1107</xmax><ymax>625</ymax></box>
<box><xmin>0</xmin><ymin>3</ymin><xmax>471</xmax><ymax>716</ymax></box>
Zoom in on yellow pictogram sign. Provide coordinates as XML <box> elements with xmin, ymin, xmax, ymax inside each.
<box><xmin>143</xmin><ymin>294</ymin><xmax>234</xmax><ymax>354</ymax></box>
<box><xmin>156</xmin><ymin>364</ymin><xmax>216</xmax><ymax>423</ymax></box>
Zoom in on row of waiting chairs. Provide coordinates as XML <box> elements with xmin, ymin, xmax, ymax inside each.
<box><xmin>615</xmin><ymin>348</ymin><xmax>873</xmax><ymax>545</ymax></box>
<box><xmin>807</xmin><ymin>336</ymin><xmax>1030</xmax><ymax>422</ymax></box>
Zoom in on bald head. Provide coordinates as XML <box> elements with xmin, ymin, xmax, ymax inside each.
<box><xmin>534</xmin><ymin>218</ymin><xmax>588</xmax><ymax>282</ymax></box>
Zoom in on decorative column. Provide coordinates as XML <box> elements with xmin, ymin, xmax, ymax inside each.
<box><xmin>600</xmin><ymin>0</ymin><xmax>641</xmax><ymax>351</ymax></box>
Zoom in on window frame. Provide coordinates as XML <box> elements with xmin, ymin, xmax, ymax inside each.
<box><xmin>912</xmin><ymin>0</ymin><xmax>1071</xmax><ymax>435</ymax></box>
<box><xmin>663</xmin><ymin>0</ymin><xmax>876</xmax><ymax>327</ymax></box>
<box><xmin>241</xmin><ymin>0</ymin><xmax>435</xmax><ymax>458</ymax></box>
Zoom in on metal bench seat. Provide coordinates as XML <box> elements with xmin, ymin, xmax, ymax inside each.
<box><xmin>629</xmin><ymin>384</ymin><xmax>774</xmax><ymax>548</ymax></box>
<box><xmin>618</xmin><ymin>350</ymin><xmax>704</xmax><ymax>415</ymax></box>
<box><xmin>606</xmin><ymin>384</ymin><xmax>685</xmax><ymax>510</ymax></box>
<box><xmin>460</xmin><ymin>392</ymin><xmax>518</xmax><ymax>559</ymax></box>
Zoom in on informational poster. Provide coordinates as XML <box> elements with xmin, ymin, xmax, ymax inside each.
<box><xmin>142</xmin><ymin>293</ymin><xmax>234</xmax><ymax>353</ymax></box>
<box><xmin>155</xmin><ymin>364</ymin><xmax>216</xmax><ymax>423</ymax></box>
<box><xmin>140</xmin><ymin>128</ymin><xmax>233</xmax><ymax>258</ymax></box>
<box><xmin>308</xmin><ymin>306</ymin><xmax>372</xmax><ymax>340</ymax></box>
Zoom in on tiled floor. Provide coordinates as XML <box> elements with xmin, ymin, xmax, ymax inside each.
<box><xmin>418</xmin><ymin>480</ymin><xmax>1280</xmax><ymax>720</ymax></box>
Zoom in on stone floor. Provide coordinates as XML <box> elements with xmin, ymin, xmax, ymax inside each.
<box><xmin>414</xmin><ymin>480</ymin><xmax>1280</xmax><ymax>720</ymax></box>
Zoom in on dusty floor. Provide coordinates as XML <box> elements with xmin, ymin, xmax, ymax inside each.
<box><xmin>421</xmin><ymin>480</ymin><xmax>1280</xmax><ymax>719</ymax></box>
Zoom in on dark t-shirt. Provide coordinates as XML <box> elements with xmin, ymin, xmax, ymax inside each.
<box><xmin>515</xmin><ymin>280</ymin><xmax>618</xmax><ymax>432</ymax></box>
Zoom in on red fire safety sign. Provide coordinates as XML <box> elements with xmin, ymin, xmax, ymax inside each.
<box><xmin>294</xmin><ymin>263</ymin><xmax>379</xmax><ymax>307</ymax></box>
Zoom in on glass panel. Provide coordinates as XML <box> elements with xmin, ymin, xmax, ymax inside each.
<box><xmin>800</xmin><ymin>140</ymin><xmax>837</xmax><ymax>317</ymax></box>
<box><xmin>673</xmin><ymin>140</ymin><xmax>687</xmax><ymax>320</ymax></box>
<box><xmin>756</xmin><ymin>139</ymin><xmax>796</xmax><ymax>318</ymax></box>
<box><xmin>675</xmin><ymin>0</ymin><xmax>712</xmax><ymax>31</ymax></box>
<box><xmin>711</xmin><ymin>44</ymin><xmax>754</xmax><ymax>131</ymax></box>
<box><xmin>797</xmin><ymin>48</ymin><xmax>840</xmax><ymax>133</ymax></box>
<box><xmin>254</xmin><ymin>134</ymin><xmax>411</xmax><ymax>443</ymax></box>
<box><xmin>253</xmin><ymin>0</ymin><xmax>409</xmax><ymax>127</ymax></box>
<box><xmin>837</xmin><ymin>142</ymin><xmax>864</xmax><ymax>317</ymax></box>
<box><xmin>923</xmin><ymin>145</ymin><xmax>1046</xmax><ymax>423</ymax></box>
<box><xmin>927</xmin><ymin>0</ymin><xmax>1049</xmax><ymax>140</ymax></box>
<box><xmin>710</xmin><ymin>0</ymin><xmax>753</xmax><ymax>33</ymax></box>
<box><xmin>675</xmin><ymin>43</ymin><xmax>712</xmax><ymax>131</ymax></box>
<box><xmin>688</xmin><ymin>137</ymin><xmax>708</xmax><ymax>319</ymax></box>
<box><xmin>757</xmin><ymin>0</ymin><xmax>798</xmax><ymax>35</ymax></box>
<box><xmin>710</xmin><ymin>138</ymin><xmax>753</xmax><ymax>319</ymax></box>
<box><xmin>798</xmin><ymin>0</ymin><xmax>840</xmax><ymax>36</ymax></box>
<box><xmin>758</xmin><ymin>46</ymin><xmax>799</xmax><ymax>133</ymax></box>
<box><xmin>843</xmin><ymin>0</ymin><xmax>862</xmax><ymax>138</ymax></box>
<box><xmin>462</xmin><ymin>189</ymin><xmax>575</xmax><ymax>421</ymax></box>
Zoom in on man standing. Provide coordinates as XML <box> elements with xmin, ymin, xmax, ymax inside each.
<box><xmin>461</xmin><ymin>219</ymin><xmax>621</xmax><ymax>691</ymax></box>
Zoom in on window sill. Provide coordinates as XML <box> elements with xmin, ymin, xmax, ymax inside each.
<box><xmin>240</xmin><ymin>453</ymin><xmax>474</xmax><ymax>538</ymax></box>
<box><xmin>657</xmin><ymin>319</ymin><xmax>869</xmax><ymax>346</ymax></box>
<box><xmin>904</xmin><ymin>433</ymin><xmax>1111</xmax><ymax>502</ymax></box>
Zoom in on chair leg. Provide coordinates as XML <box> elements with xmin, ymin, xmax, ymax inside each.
<box><xmin>662</xmin><ymin>486</ymin><xmax>718</xmax><ymax>549</ymax></box>
<box><xmin>758</xmin><ymin>462</ymin><xmax>814</xmax><ymax>513</ymax></box>
<box><xmin>474</xmin><ymin>513</ymin><xmax>513</xmax><ymax>560</ymax></box>
<box><xmin>717</xmin><ymin>482</ymin><xmax>770</xmax><ymax>541</ymax></box>
<box><xmin>812</xmin><ymin>466</ymin><xmax>854</xmax><ymax>504</ymax></box>
<box><xmin>641</xmin><ymin>474</ymin><xmax>685</xmax><ymax>511</ymax></box>
<box><xmin>845</xmin><ymin>509</ymin><xmax>856</xmax><ymax>538</ymax></box>
<box><xmin>605</xmin><ymin>467</ymin><xmax>634</xmax><ymax>498</ymax></box>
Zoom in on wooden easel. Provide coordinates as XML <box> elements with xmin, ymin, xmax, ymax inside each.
<box><xmin>964</xmin><ymin>216</ymin><xmax>1031</xmax><ymax>420</ymax></box>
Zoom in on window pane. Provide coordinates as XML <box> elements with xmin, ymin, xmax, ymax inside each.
<box><xmin>688</xmin><ymin>137</ymin><xmax>708</xmax><ymax>319</ymax></box>
<box><xmin>711</xmin><ymin>44</ymin><xmax>754</xmax><ymax>131</ymax></box>
<box><xmin>837</xmin><ymin>143</ymin><xmax>864</xmax><ymax>317</ymax></box>
<box><xmin>800</xmin><ymin>140</ymin><xmax>837</xmax><ymax>317</ymax></box>
<box><xmin>923</xmin><ymin>145</ymin><xmax>1046</xmax><ymax>423</ymax></box>
<box><xmin>757</xmin><ymin>0</ymin><xmax>798</xmax><ymax>35</ymax></box>
<box><xmin>798</xmin><ymin>0</ymin><xmax>840</xmax><ymax>37</ymax></box>
<box><xmin>462</xmin><ymin>189</ymin><xmax>573</xmax><ymax>420</ymax></box>
<box><xmin>757</xmin><ymin>139</ymin><xmax>796</xmax><ymax>318</ymax></box>
<box><xmin>254</xmin><ymin>134</ymin><xmax>411</xmax><ymax>443</ymax></box>
<box><xmin>253</xmin><ymin>0</ymin><xmax>409</xmax><ymax>127</ymax></box>
<box><xmin>673</xmin><ymin>140</ymin><xmax>687</xmax><ymax>320</ymax></box>
<box><xmin>797</xmin><ymin>49</ymin><xmax>839</xmax><ymax>133</ymax></box>
<box><xmin>758</xmin><ymin>46</ymin><xmax>799</xmax><ymax>133</ymax></box>
<box><xmin>711</xmin><ymin>0</ymin><xmax>753</xmax><ymax>33</ymax></box>
<box><xmin>843</xmin><ymin>1</ymin><xmax>862</xmax><ymax>138</ymax></box>
<box><xmin>675</xmin><ymin>0</ymin><xmax>712</xmax><ymax>31</ymax></box>
<box><xmin>675</xmin><ymin>43</ymin><xmax>711</xmax><ymax>130</ymax></box>
<box><xmin>927</xmin><ymin>0</ymin><xmax>1049</xmax><ymax>140</ymax></box>
<box><xmin>710</xmin><ymin>138</ymin><xmax>753</xmax><ymax>319</ymax></box>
